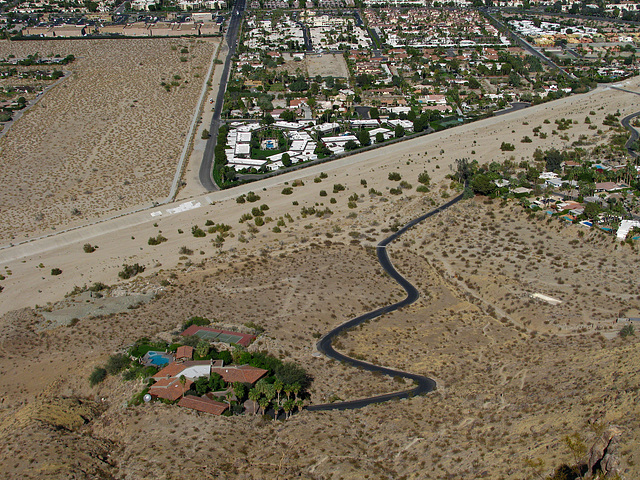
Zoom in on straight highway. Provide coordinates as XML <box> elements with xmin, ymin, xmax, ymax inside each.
<box><xmin>199</xmin><ymin>0</ymin><xmax>246</xmax><ymax>191</ymax></box>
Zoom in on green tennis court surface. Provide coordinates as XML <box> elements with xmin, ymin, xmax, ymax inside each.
<box><xmin>194</xmin><ymin>330</ymin><xmax>244</xmax><ymax>344</ymax></box>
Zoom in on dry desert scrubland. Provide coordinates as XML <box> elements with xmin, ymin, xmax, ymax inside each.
<box><xmin>0</xmin><ymin>37</ymin><xmax>219</xmax><ymax>243</ymax></box>
<box><xmin>0</xmin><ymin>63</ymin><xmax>639</xmax><ymax>479</ymax></box>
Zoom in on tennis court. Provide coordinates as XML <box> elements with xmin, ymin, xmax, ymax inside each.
<box><xmin>194</xmin><ymin>330</ymin><xmax>244</xmax><ymax>344</ymax></box>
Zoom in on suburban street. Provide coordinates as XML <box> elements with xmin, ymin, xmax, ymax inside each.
<box><xmin>199</xmin><ymin>0</ymin><xmax>246</xmax><ymax>191</ymax></box>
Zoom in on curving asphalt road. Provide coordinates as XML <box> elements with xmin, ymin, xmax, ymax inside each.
<box><xmin>308</xmin><ymin>192</ymin><xmax>464</xmax><ymax>412</ymax></box>
<box><xmin>621</xmin><ymin>111</ymin><xmax>640</xmax><ymax>158</ymax></box>
<box><xmin>613</xmin><ymin>86</ymin><xmax>640</xmax><ymax>158</ymax></box>
<box><xmin>199</xmin><ymin>0</ymin><xmax>245</xmax><ymax>191</ymax></box>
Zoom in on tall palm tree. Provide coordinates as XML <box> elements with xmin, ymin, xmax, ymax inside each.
<box><xmin>283</xmin><ymin>399</ymin><xmax>294</xmax><ymax>419</ymax></box>
<box><xmin>274</xmin><ymin>379</ymin><xmax>284</xmax><ymax>406</ymax></box>
<box><xmin>258</xmin><ymin>398</ymin><xmax>269</xmax><ymax>417</ymax></box>
<box><xmin>179</xmin><ymin>375</ymin><xmax>187</xmax><ymax>400</ymax></box>
<box><xmin>248</xmin><ymin>388</ymin><xmax>260</xmax><ymax>415</ymax></box>
<box><xmin>283</xmin><ymin>384</ymin><xmax>293</xmax><ymax>401</ymax></box>
<box><xmin>292</xmin><ymin>382</ymin><xmax>301</xmax><ymax>401</ymax></box>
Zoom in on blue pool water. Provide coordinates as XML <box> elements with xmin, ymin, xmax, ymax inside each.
<box><xmin>146</xmin><ymin>351</ymin><xmax>172</xmax><ymax>366</ymax></box>
<box><xmin>265</xmin><ymin>140</ymin><xmax>275</xmax><ymax>149</ymax></box>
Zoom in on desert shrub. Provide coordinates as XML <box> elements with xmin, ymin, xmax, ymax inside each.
<box><xmin>418</xmin><ymin>171</ymin><xmax>431</xmax><ymax>185</ymax></box>
<box><xmin>105</xmin><ymin>354</ymin><xmax>131</xmax><ymax>375</ymax></box>
<box><xmin>182</xmin><ymin>316</ymin><xmax>211</xmax><ymax>330</ymax></box>
<box><xmin>260</xmin><ymin>204</ymin><xmax>269</xmax><ymax>211</ymax></box>
<box><xmin>319</xmin><ymin>190</ymin><xmax>327</xmax><ymax>196</ymax></box>
<box><xmin>51</xmin><ymin>268</ymin><xmax>62</xmax><ymax>276</ymax></box>
<box><xmin>399</xmin><ymin>181</ymin><xmax>412</xmax><ymax>190</ymax></box>
<box><xmin>620</xmin><ymin>324</ymin><xmax>635</xmax><ymax>338</ymax></box>
<box><xmin>148</xmin><ymin>234</ymin><xmax>167</xmax><ymax>245</ymax></box>
<box><xmin>236</xmin><ymin>195</ymin><xmax>246</xmax><ymax>203</ymax></box>
<box><xmin>416</xmin><ymin>185</ymin><xmax>429</xmax><ymax>193</ymax></box>
<box><xmin>89</xmin><ymin>282</ymin><xmax>107</xmax><ymax>292</ymax></box>
<box><xmin>83</xmin><ymin>243</ymin><xmax>96</xmax><ymax>253</ymax></box>
<box><xmin>179</xmin><ymin>246</ymin><xmax>193</xmax><ymax>255</ymax></box>
<box><xmin>389</xmin><ymin>188</ymin><xmax>402</xmax><ymax>195</ymax></box>
<box><xmin>191</xmin><ymin>225</ymin><xmax>206</xmax><ymax>237</ymax></box>
<box><xmin>246</xmin><ymin>191</ymin><xmax>260</xmax><ymax>202</ymax></box>
<box><xmin>89</xmin><ymin>367</ymin><xmax>107</xmax><ymax>386</ymax></box>
<box><xmin>239</xmin><ymin>213</ymin><xmax>253</xmax><ymax>223</ymax></box>
<box><xmin>255</xmin><ymin>217</ymin><xmax>265</xmax><ymax>227</ymax></box>
<box><xmin>251</xmin><ymin>207</ymin><xmax>264</xmax><ymax>217</ymax></box>
<box><xmin>500</xmin><ymin>142</ymin><xmax>515</xmax><ymax>151</ymax></box>
<box><xmin>272</xmin><ymin>226</ymin><xmax>281</xmax><ymax>233</ymax></box>
<box><xmin>201</xmin><ymin>129</ymin><xmax>210</xmax><ymax>139</ymax></box>
<box><xmin>521</xmin><ymin>136</ymin><xmax>532</xmax><ymax>143</ymax></box>
<box><xmin>244</xmin><ymin>321</ymin><xmax>265</xmax><ymax>334</ymax></box>
<box><xmin>333</xmin><ymin>184</ymin><xmax>345</xmax><ymax>193</ymax></box>
<box><xmin>388</xmin><ymin>172</ymin><xmax>401</xmax><ymax>181</ymax></box>
<box><xmin>119</xmin><ymin>263</ymin><xmax>145</xmax><ymax>279</ymax></box>
<box><xmin>282</xmin><ymin>187</ymin><xmax>293</xmax><ymax>195</ymax></box>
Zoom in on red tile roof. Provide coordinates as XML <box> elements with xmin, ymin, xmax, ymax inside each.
<box><xmin>178</xmin><ymin>395</ymin><xmax>228</xmax><ymax>415</ymax></box>
<box><xmin>210</xmin><ymin>365</ymin><xmax>268</xmax><ymax>385</ymax></box>
<box><xmin>149</xmin><ymin>377</ymin><xmax>193</xmax><ymax>401</ymax></box>
<box><xmin>176</xmin><ymin>345</ymin><xmax>194</xmax><ymax>360</ymax></box>
<box><xmin>152</xmin><ymin>360</ymin><xmax>211</xmax><ymax>380</ymax></box>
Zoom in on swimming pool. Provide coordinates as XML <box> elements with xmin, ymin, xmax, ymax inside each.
<box><xmin>265</xmin><ymin>140</ymin><xmax>276</xmax><ymax>149</ymax></box>
<box><xmin>144</xmin><ymin>351</ymin><xmax>173</xmax><ymax>367</ymax></box>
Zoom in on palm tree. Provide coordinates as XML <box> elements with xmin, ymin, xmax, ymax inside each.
<box><xmin>224</xmin><ymin>389</ymin><xmax>235</xmax><ymax>414</ymax></box>
<box><xmin>258</xmin><ymin>397</ymin><xmax>269</xmax><ymax>417</ymax></box>
<box><xmin>274</xmin><ymin>379</ymin><xmax>284</xmax><ymax>406</ymax></box>
<box><xmin>292</xmin><ymin>382</ymin><xmax>301</xmax><ymax>401</ymax></box>
<box><xmin>283</xmin><ymin>399</ymin><xmax>294</xmax><ymax>419</ymax></box>
<box><xmin>179</xmin><ymin>375</ymin><xmax>187</xmax><ymax>399</ymax></box>
<box><xmin>272</xmin><ymin>398</ymin><xmax>281</xmax><ymax>422</ymax></box>
<box><xmin>248</xmin><ymin>388</ymin><xmax>260</xmax><ymax>415</ymax></box>
<box><xmin>283</xmin><ymin>384</ymin><xmax>293</xmax><ymax>401</ymax></box>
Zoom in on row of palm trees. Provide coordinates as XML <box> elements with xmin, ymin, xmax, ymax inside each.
<box><xmin>248</xmin><ymin>378</ymin><xmax>305</xmax><ymax>420</ymax></box>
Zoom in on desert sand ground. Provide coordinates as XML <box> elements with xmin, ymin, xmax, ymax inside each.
<box><xmin>1</xmin><ymin>76</ymin><xmax>639</xmax><ymax>316</ymax></box>
<box><xmin>0</xmin><ymin>37</ymin><xmax>219</xmax><ymax>243</ymax></box>
<box><xmin>306</xmin><ymin>53</ymin><xmax>350</xmax><ymax>79</ymax></box>
<box><xmin>275</xmin><ymin>52</ymin><xmax>350</xmax><ymax>78</ymax></box>
<box><xmin>0</xmin><ymin>76</ymin><xmax>638</xmax><ymax>479</ymax></box>
<box><xmin>0</xmin><ymin>198</ymin><xmax>638</xmax><ymax>479</ymax></box>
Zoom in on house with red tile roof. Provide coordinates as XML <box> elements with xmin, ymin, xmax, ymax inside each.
<box><xmin>211</xmin><ymin>365</ymin><xmax>268</xmax><ymax>385</ymax></box>
<box><xmin>176</xmin><ymin>345</ymin><xmax>194</xmax><ymax>361</ymax></box>
<box><xmin>178</xmin><ymin>395</ymin><xmax>228</xmax><ymax>415</ymax></box>
<box><xmin>149</xmin><ymin>376</ymin><xmax>193</xmax><ymax>401</ymax></box>
<box><xmin>152</xmin><ymin>360</ymin><xmax>212</xmax><ymax>380</ymax></box>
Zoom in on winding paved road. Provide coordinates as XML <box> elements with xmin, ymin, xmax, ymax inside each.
<box><xmin>612</xmin><ymin>86</ymin><xmax>640</xmax><ymax>158</ymax></box>
<box><xmin>308</xmin><ymin>192</ymin><xmax>464</xmax><ymax>411</ymax></box>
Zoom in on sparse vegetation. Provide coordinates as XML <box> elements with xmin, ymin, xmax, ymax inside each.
<box><xmin>118</xmin><ymin>263</ymin><xmax>145</xmax><ymax>280</ymax></box>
